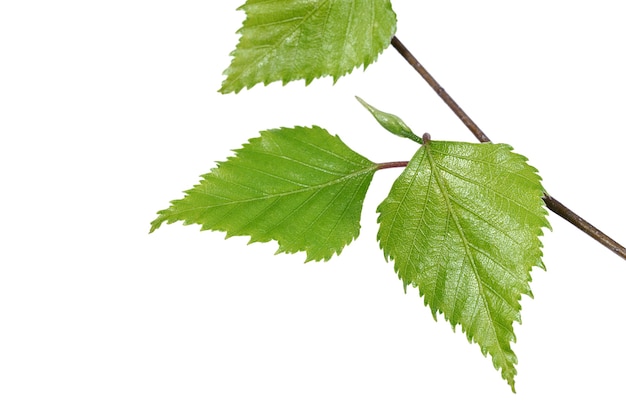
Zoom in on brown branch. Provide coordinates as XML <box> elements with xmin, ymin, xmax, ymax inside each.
<box><xmin>391</xmin><ymin>37</ymin><xmax>490</xmax><ymax>144</ymax></box>
<box><xmin>390</xmin><ymin>36</ymin><xmax>626</xmax><ymax>261</ymax></box>
<box><xmin>543</xmin><ymin>195</ymin><xmax>626</xmax><ymax>259</ymax></box>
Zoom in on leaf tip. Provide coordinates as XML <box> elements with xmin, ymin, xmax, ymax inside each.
<box><xmin>219</xmin><ymin>78</ymin><xmax>244</xmax><ymax>95</ymax></box>
<box><xmin>149</xmin><ymin>213</ymin><xmax>167</xmax><ymax>234</ymax></box>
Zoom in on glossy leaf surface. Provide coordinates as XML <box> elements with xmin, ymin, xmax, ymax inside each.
<box><xmin>377</xmin><ymin>140</ymin><xmax>549</xmax><ymax>391</ymax></box>
<box><xmin>220</xmin><ymin>0</ymin><xmax>397</xmax><ymax>93</ymax></box>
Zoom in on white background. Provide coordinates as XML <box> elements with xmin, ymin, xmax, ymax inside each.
<box><xmin>1</xmin><ymin>1</ymin><xmax>625</xmax><ymax>419</ymax></box>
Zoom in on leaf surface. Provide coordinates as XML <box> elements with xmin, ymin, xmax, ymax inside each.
<box><xmin>377</xmin><ymin>140</ymin><xmax>549</xmax><ymax>391</ymax></box>
<box><xmin>220</xmin><ymin>0</ymin><xmax>397</xmax><ymax>93</ymax></box>
<box><xmin>151</xmin><ymin>126</ymin><xmax>377</xmax><ymax>262</ymax></box>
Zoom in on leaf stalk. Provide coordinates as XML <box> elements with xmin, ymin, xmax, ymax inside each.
<box><xmin>377</xmin><ymin>161</ymin><xmax>409</xmax><ymax>170</ymax></box>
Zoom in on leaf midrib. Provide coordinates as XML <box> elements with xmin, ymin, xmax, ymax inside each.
<box><xmin>176</xmin><ymin>164</ymin><xmax>377</xmax><ymax>213</ymax></box>
<box><xmin>425</xmin><ymin>143</ymin><xmax>511</xmax><ymax>376</ymax></box>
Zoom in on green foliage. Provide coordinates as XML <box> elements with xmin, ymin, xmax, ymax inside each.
<box><xmin>220</xmin><ymin>0</ymin><xmax>397</xmax><ymax>93</ymax></box>
<box><xmin>377</xmin><ymin>139</ymin><xmax>550</xmax><ymax>391</ymax></box>
<box><xmin>151</xmin><ymin>126</ymin><xmax>377</xmax><ymax>262</ymax></box>
<box><xmin>356</xmin><ymin>96</ymin><xmax>422</xmax><ymax>143</ymax></box>
<box><xmin>154</xmin><ymin>1</ymin><xmax>555</xmax><ymax>391</ymax></box>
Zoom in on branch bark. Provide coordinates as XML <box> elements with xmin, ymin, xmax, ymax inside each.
<box><xmin>390</xmin><ymin>36</ymin><xmax>626</xmax><ymax>261</ymax></box>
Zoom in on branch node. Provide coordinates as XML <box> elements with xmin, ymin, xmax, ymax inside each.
<box><xmin>392</xmin><ymin>35</ymin><xmax>626</xmax><ymax>260</ymax></box>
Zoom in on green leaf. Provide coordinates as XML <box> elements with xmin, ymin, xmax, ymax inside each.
<box><xmin>151</xmin><ymin>126</ymin><xmax>377</xmax><ymax>262</ymax></box>
<box><xmin>220</xmin><ymin>0</ymin><xmax>397</xmax><ymax>93</ymax></box>
<box><xmin>377</xmin><ymin>140</ymin><xmax>549</xmax><ymax>391</ymax></box>
<box><xmin>356</xmin><ymin>96</ymin><xmax>422</xmax><ymax>143</ymax></box>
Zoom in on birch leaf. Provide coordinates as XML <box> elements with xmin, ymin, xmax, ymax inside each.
<box><xmin>377</xmin><ymin>139</ymin><xmax>550</xmax><ymax>391</ymax></box>
<box><xmin>220</xmin><ymin>0</ymin><xmax>397</xmax><ymax>93</ymax></box>
<box><xmin>151</xmin><ymin>126</ymin><xmax>377</xmax><ymax>262</ymax></box>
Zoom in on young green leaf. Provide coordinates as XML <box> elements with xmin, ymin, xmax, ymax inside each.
<box><xmin>151</xmin><ymin>126</ymin><xmax>378</xmax><ymax>262</ymax></box>
<box><xmin>220</xmin><ymin>0</ymin><xmax>397</xmax><ymax>93</ymax></box>
<box><xmin>377</xmin><ymin>140</ymin><xmax>549</xmax><ymax>391</ymax></box>
<box><xmin>356</xmin><ymin>96</ymin><xmax>422</xmax><ymax>143</ymax></box>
